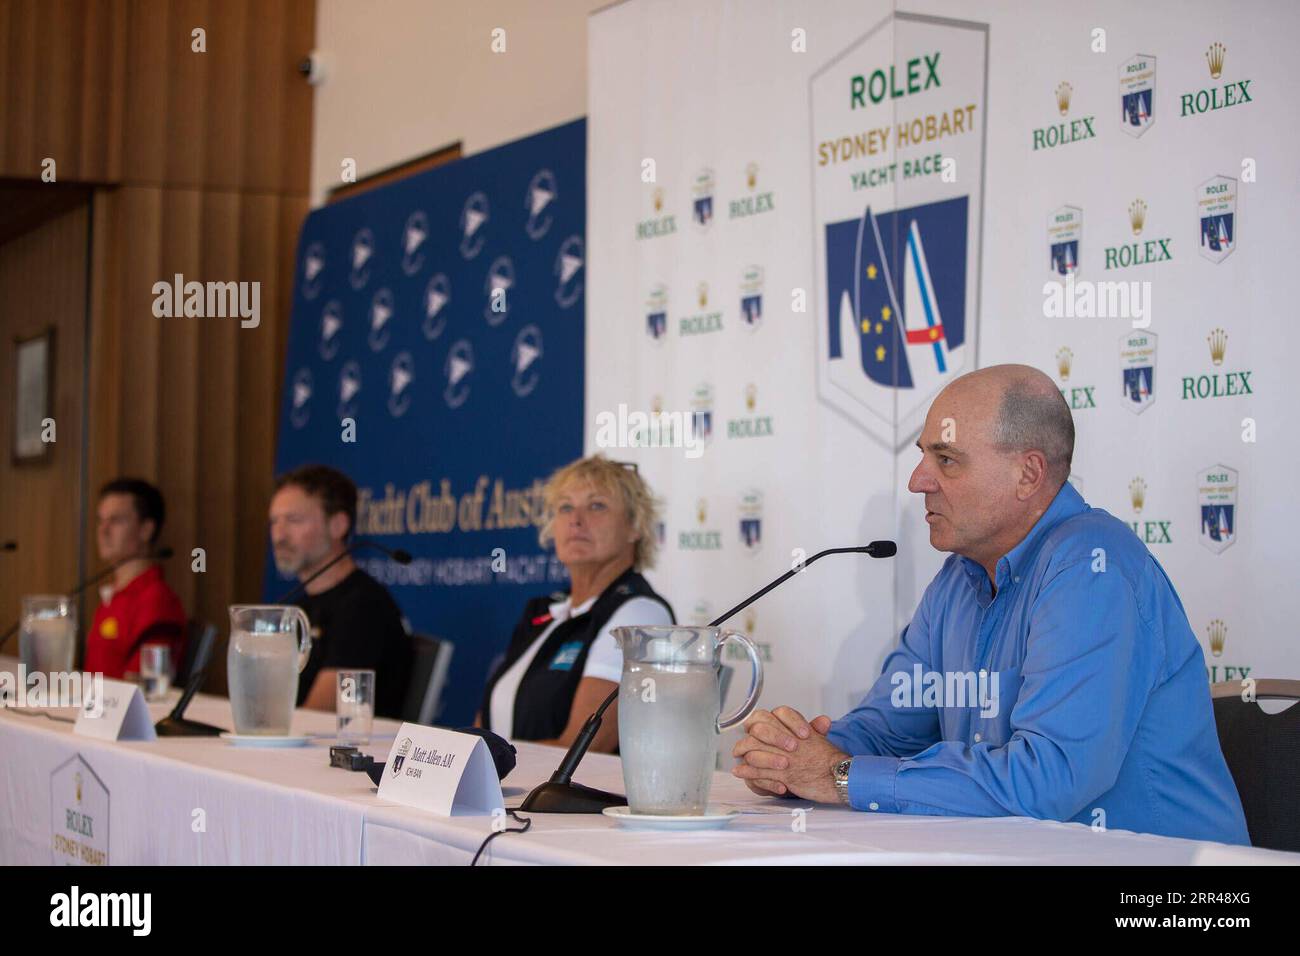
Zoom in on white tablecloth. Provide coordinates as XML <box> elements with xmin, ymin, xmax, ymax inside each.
<box><xmin>2</xmin><ymin>658</ymin><xmax>1296</xmax><ymax>866</ymax></box>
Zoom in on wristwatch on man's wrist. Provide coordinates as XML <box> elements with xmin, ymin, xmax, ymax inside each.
<box><xmin>832</xmin><ymin>757</ymin><xmax>853</xmax><ymax>805</ymax></box>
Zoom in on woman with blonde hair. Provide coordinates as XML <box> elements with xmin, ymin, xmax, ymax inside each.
<box><xmin>478</xmin><ymin>455</ymin><xmax>674</xmax><ymax>752</ymax></box>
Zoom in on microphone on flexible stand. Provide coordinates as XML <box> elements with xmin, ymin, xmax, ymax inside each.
<box><xmin>272</xmin><ymin>539</ymin><xmax>413</xmax><ymax>604</ymax></box>
<box><xmin>518</xmin><ymin>540</ymin><xmax>898</xmax><ymax>813</ymax></box>
<box><xmin>0</xmin><ymin>545</ymin><xmax>174</xmax><ymax>654</ymax></box>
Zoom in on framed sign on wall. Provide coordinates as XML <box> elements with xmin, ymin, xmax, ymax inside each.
<box><xmin>12</xmin><ymin>327</ymin><xmax>54</xmax><ymax>463</ymax></box>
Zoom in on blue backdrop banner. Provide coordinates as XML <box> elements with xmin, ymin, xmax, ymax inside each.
<box><xmin>267</xmin><ymin>119</ymin><xmax>586</xmax><ymax>725</ymax></box>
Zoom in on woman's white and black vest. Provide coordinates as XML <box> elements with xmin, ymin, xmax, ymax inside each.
<box><xmin>481</xmin><ymin>568</ymin><xmax>674</xmax><ymax>741</ymax></box>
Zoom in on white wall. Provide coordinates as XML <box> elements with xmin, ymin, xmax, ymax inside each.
<box><xmin>310</xmin><ymin>0</ymin><xmax>608</xmax><ymax>206</ymax></box>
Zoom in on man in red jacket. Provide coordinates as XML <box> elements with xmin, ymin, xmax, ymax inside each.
<box><xmin>84</xmin><ymin>478</ymin><xmax>186</xmax><ymax>679</ymax></box>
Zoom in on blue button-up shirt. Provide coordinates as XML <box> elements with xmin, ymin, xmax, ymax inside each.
<box><xmin>828</xmin><ymin>481</ymin><xmax>1250</xmax><ymax>845</ymax></box>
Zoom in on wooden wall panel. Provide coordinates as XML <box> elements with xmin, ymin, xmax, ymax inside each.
<box><xmin>0</xmin><ymin>0</ymin><xmax>128</xmax><ymax>183</ymax></box>
<box><xmin>113</xmin><ymin>187</ymin><xmax>164</xmax><ymax>480</ymax></box>
<box><xmin>76</xmin><ymin>0</ymin><xmax>128</xmax><ymax>181</ymax></box>
<box><xmin>84</xmin><ymin>186</ymin><xmax>307</xmax><ymax>689</ymax></box>
<box><xmin>203</xmin><ymin>0</ymin><xmax>250</xmax><ymax>189</ymax></box>
<box><xmin>193</xmin><ymin>189</ymin><xmax>240</xmax><ymax>639</ymax></box>
<box><xmin>0</xmin><ymin>0</ymin><xmax>319</xmax><ymax>687</ymax></box>
<box><xmin>119</xmin><ymin>0</ymin><xmax>315</xmax><ymax>193</ymax></box>
<box><xmin>0</xmin><ymin>0</ymin><xmax>313</xmax><ymax>191</ymax></box>
<box><xmin>155</xmin><ymin>189</ymin><xmax>203</xmax><ymax>615</ymax></box>
<box><xmin>119</xmin><ymin>0</ymin><xmax>171</xmax><ymax>187</ymax></box>
<box><xmin>235</xmin><ymin>194</ymin><xmax>308</xmax><ymax>606</ymax></box>
<box><xmin>0</xmin><ymin>0</ymin><xmax>40</xmax><ymax>176</ymax></box>
<box><xmin>0</xmin><ymin>202</ymin><xmax>88</xmax><ymax>641</ymax></box>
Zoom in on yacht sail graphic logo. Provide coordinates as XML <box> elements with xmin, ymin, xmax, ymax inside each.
<box><xmin>1119</xmin><ymin>55</ymin><xmax>1156</xmax><ymax>137</ymax></box>
<box><xmin>1049</xmin><ymin>206</ymin><xmax>1082</xmax><ymax>277</ymax></box>
<box><xmin>1119</xmin><ymin>330</ymin><xmax>1157</xmax><ymax>414</ymax></box>
<box><xmin>826</xmin><ymin>200</ymin><xmax>968</xmax><ymax>398</ymax></box>
<box><xmin>821</xmin><ymin>197</ymin><xmax>973</xmax><ymax>447</ymax></box>
<box><xmin>1198</xmin><ymin>175</ymin><xmax>1237</xmax><ymax>264</ymax></box>
<box><xmin>1198</xmin><ymin>464</ymin><xmax>1238</xmax><ymax>554</ymax></box>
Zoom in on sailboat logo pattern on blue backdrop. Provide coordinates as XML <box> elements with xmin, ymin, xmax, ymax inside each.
<box><xmin>272</xmin><ymin>120</ymin><xmax>586</xmax><ymax>725</ymax></box>
<box><xmin>554</xmin><ymin>236</ymin><xmax>584</xmax><ymax>308</ymax></box>
<box><xmin>525</xmin><ymin>169</ymin><xmax>558</xmax><ymax>240</ymax></box>
<box><xmin>401</xmin><ymin>211</ymin><xmax>428</xmax><ymax>276</ymax></box>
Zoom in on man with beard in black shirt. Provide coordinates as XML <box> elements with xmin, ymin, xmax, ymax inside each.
<box><xmin>268</xmin><ymin>465</ymin><xmax>412</xmax><ymax>718</ymax></box>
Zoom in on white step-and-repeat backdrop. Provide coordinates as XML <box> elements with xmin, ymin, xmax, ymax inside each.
<box><xmin>585</xmin><ymin>0</ymin><xmax>1298</xmax><ymax>755</ymax></box>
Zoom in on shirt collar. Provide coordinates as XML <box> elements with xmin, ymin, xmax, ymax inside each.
<box><xmin>102</xmin><ymin>564</ymin><xmax>164</xmax><ymax>604</ymax></box>
<box><xmin>548</xmin><ymin>594</ymin><xmax>597</xmax><ymax>623</ymax></box>
<box><xmin>959</xmin><ymin>481</ymin><xmax>1087</xmax><ymax>592</ymax></box>
<box><xmin>547</xmin><ymin>567</ymin><xmax>637</xmax><ymax>623</ymax></box>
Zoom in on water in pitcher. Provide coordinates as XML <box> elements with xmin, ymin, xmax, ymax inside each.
<box><xmin>228</xmin><ymin>631</ymin><xmax>298</xmax><ymax>735</ymax></box>
<box><xmin>619</xmin><ymin>661</ymin><xmax>720</xmax><ymax>814</ymax></box>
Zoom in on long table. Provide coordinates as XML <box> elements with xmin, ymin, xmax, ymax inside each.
<box><xmin>2</xmin><ymin>658</ymin><xmax>1295</xmax><ymax>866</ymax></box>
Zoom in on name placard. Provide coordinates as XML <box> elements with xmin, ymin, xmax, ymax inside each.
<box><xmin>377</xmin><ymin>723</ymin><xmax>503</xmax><ymax>816</ymax></box>
<box><xmin>74</xmin><ymin>678</ymin><xmax>156</xmax><ymax>741</ymax></box>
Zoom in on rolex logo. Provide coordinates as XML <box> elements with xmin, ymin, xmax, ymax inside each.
<box><xmin>1056</xmin><ymin>347</ymin><xmax>1073</xmax><ymax>381</ymax></box>
<box><xmin>697</xmin><ymin>282</ymin><xmax>709</xmax><ymax>308</ymax></box>
<box><xmin>746</xmin><ymin>162</ymin><xmax>758</xmax><ymax>189</ymax></box>
<box><xmin>1055</xmin><ymin>81</ymin><xmax>1073</xmax><ymax>115</ymax></box>
<box><xmin>697</xmin><ymin>498</ymin><xmax>708</xmax><ymax>525</ymax></box>
<box><xmin>75</xmin><ymin>771</ymin><xmax>83</xmax><ymax>804</ymax></box>
<box><xmin>1207</xmin><ymin>618</ymin><xmax>1227</xmax><ymax>657</ymax></box>
<box><xmin>1129</xmin><ymin>477</ymin><xmax>1146</xmax><ymax>514</ymax></box>
<box><xmin>1205</xmin><ymin>42</ymin><xmax>1226</xmax><ymax>80</ymax></box>
<box><xmin>1128</xmin><ymin>199</ymin><xmax>1147</xmax><ymax>236</ymax></box>
<box><xmin>1207</xmin><ymin>327</ymin><xmax>1227</xmax><ymax>365</ymax></box>
<box><xmin>653</xmin><ymin>187</ymin><xmax>664</xmax><ymax>212</ymax></box>
<box><xmin>743</xmin><ymin>608</ymin><xmax>757</xmax><ymax>635</ymax></box>
<box><xmin>745</xmin><ymin>383</ymin><xmax>757</xmax><ymax>411</ymax></box>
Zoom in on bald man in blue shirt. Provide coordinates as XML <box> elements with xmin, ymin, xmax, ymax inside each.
<box><xmin>733</xmin><ymin>364</ymin><xmax>1249</xmax><ymax>845</ymax></box>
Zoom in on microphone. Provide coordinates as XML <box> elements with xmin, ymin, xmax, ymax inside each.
<box><xmin>0</xmin><ymin>545</ymin><xmax>174</xmax><ymax>654</ymax></box>
<box><xmin>707</xmin><ymin>541</ymin><xmax>895</xmax><ymax>629</ymax></box>
<box><xmin>518</xmin><ymin>541</ymin><xmax>897</xmax><ymax>813</ymax></box>
<box><xmin>272</xmin><ymin>538</ymin><xmax>413</xmax><ymax>604</ymax></box>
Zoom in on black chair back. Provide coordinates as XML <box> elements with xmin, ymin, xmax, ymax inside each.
<box><xmin>1211</xmin><ymin>679</ymin><xmax>1300</xmax><ymax>852</ymax></box>
<box><xmin>402</xmin><ymin>634</ymin><xmax>454</xmax><ymax>725</ymax></box>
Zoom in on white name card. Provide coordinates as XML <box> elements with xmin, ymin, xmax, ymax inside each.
<box><xmin>377</xmin><ymin>723</ymin><xmax>503</xmax><ymax>816</ymax></box>
<box><xmin>74</xmin><ymin>678</ymin><xmax>157</xmax><ymax>741</ymax></box>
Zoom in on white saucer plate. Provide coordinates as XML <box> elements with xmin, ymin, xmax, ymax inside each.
<box><xmin>602</xmin><ymin>805</ymin><xmax>740</xmax><ymax>830</ymax></box>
